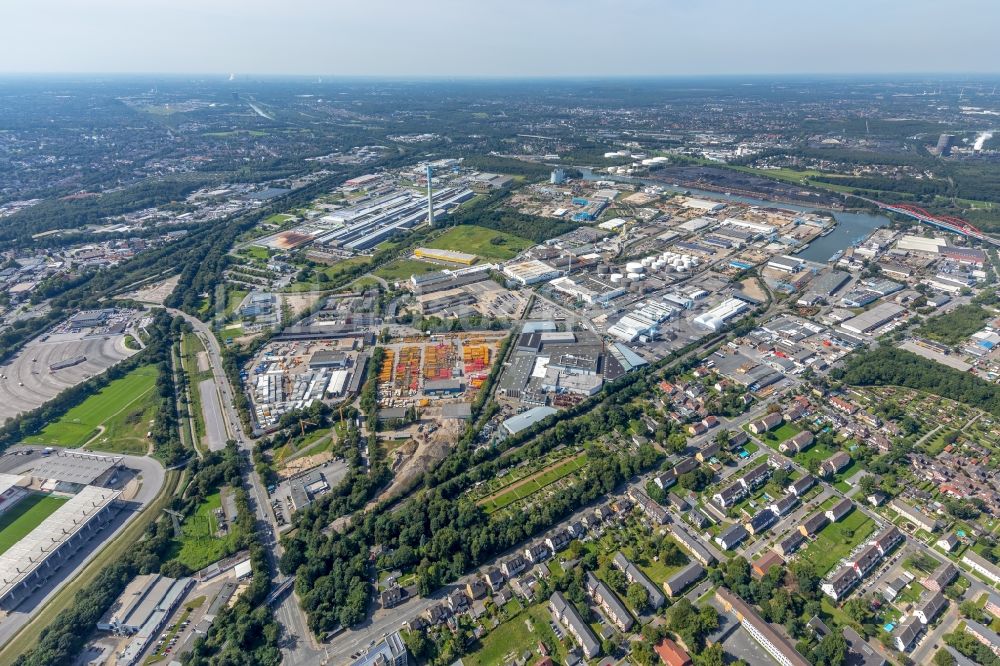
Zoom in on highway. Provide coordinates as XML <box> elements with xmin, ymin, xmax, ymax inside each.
<box><xmin>167</xmin><ymin>309</ymin><xmax>326</xmax><ymax>665</ymax></box>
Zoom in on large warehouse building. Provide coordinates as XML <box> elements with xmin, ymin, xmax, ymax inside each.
<box><xmin>0</xmin><ymin>485</ymin><xmax>122</xmax><ymax>609</ymax></box>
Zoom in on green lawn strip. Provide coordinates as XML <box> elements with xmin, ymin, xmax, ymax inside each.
<box><xmin>224</xmin><ymin>289</ymin><xmax>248</xmax><ymax>317</ymax></box>
<box><xmin>180</xmin><ymin>333</ymin><xmax>209</xmax><ymax>441</ymax></box>
<box><xmin>424</xmin><ymin>225</ymin><xmax>533</xmax><ymax>261</ymax></box>
<box><xmin>0</xmin><ymin>495</ymin><xmax>68</xmax><ymax>555</ymax></box>
<box><xmin>24</xmin><ymin>365</ymin><xmax>158</xmax><ymax>449</ymax></box>
<box><xmin>483</xmin><ymin>454</ymin><xmax>588</xmax><ymax>514</ymax></box>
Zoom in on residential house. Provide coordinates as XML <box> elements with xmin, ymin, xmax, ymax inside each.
<box><xmin>716</xmin><ymin>524</ymin><xmax>748</xmax><ymax>550</ymax></box>
<box><xmin>749</xmin><ymin>413</ymin><xmax>783</xmax><ymax>434</ymax></box>
<box><xmin>653</xmin><ymin>638</ymin><xmax>693</xmax><ymax>666</ymax></box>
<box><xmin>913</xmin><ymin>591</ymin><xmax>947</xmax><ymax>625</ymax></box>
<box><xmin>819</xmin><ymin>451</ymin><xmax>852</xmax><ymax>477</ymax></box>
<box><xmin>889</xmin><ymin>499</ymin><xmax>940</xmax><ymax>533</ymax></box>
<box><xmin>936</xmin><ymin>534</ymin><xmax>959</xmax><ymax>553</ymax></box>
<box><xmin>962</xmin><ymin>550</ymin><xmax>1000</xmax><ymax>584</ymax></box>
<box><xmin>612</xmin><ymin>552</ymin><xmax>666</xmax><ymax>609</ymax></box>
<box><xmin>662</xmin><ymin>563</ymin><xmax>705</xmax><ymax>597</ymax></box>
<box><xmin>822</xmin><ymin>566</ymin><xmax>860</xmax><ymax>601</ymax></box>
<box><xmin>752</xmin><ymin>551</ymin><xmax>785</xmax><ymax>579</ymax></box>
<box><xmin>501</xmin><ymin>555</ymin><xmax>528</xmax><ymax>578</ymax></box>
<box><xmin>776</xmin><ymin>531</ymin><xmax>805</xmax><ymax>557</ymax></box>
<box><xmin>747</xmin><ymin>509</ymin><xmax>778</xmax><ymax>536</ymax></box>
<box><xmin>922</xmin><ymin>563</ymin><xmax>958</xmax><ymax>593</ymax></box>
<box><xmin>963</xmin><ymin>620</ymin><xmax>1000</xmax><ymax>658</ymax></box>
<box><xmin>585</xmin><ymin>572</ymin><xmax>633</xmax><ymax>632</ymax></box>
<box><xmin>788</xmin><ymin>475</ymin><xmax>816</xmax><ymax>497</ymax></box>
<box><xmin>769</xmin><ymin>494</ymin><xmax>799</xmax><ymax>517</ymax></box>
<box><xmin>825</xmin><ymin>498</ymin><xmax>853</xmax><ymax>523</ymax></box>
<box><xmin>780</xmin><ymin>431</ymin><xmax>814</xmax><ymax>455</ymax></box>
<box><xmin>549</xmin><ymin>592</ymin><xmax>600</xmax><ymax>659</ymax></box>
<box><xmin>893</xmin><ymin>616</ymin><xmax>923</xmax><ymax>652</ymax></box>
<box><xmin>799</xmin><ymin>512</ymin><xmax>830</xmax><ymax>538</ymax></box>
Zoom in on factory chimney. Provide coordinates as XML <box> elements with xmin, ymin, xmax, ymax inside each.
<box><xmin>426</xmin><ymin>165</ymin><xmax>434</xmax><ymax>226</ymax></box>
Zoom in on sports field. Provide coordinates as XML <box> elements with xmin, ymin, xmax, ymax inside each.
<box><xmin>23</xmin><ymin>365</ymin><xmax>158</xmax><ymax>453</ymax></box>
<box><xmin>0</xmin><ymin>494</ymin><xmax>68</xmax><ymax>555</ymax></box>
<box><xmin>480</xmin><ymin>454</ymin><xmax>588</xmax><ymax>514</ymax></box>
<box><xmin>426</xmin><ymin>225</ymin><xmax>533</xmax><ymax>261</ymax></box>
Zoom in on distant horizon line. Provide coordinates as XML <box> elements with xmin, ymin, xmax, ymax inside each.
<box><xmin>2</xmin><ymin>71</ymin><xmax>1000</xmax><ymax>82</ymax></box>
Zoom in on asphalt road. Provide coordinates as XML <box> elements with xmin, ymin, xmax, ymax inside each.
<box><xmin>168</xmin><ymin>309</ymin><xmax>326</xmax><ymax>666</ymax></box>
<box><xmin>198</xmin><ymin>379</ymin><xmax>227</xmax><ymax>451</ymax></box>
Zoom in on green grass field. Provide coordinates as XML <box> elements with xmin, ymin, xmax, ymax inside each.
<box><xmin>799</xmin><ymin>508</ymin><xmax>877</xmax><ymax>575</ymax></box>
<box><xmin>481</xmin><ymin>454</ymin><xmax>588</xmax><ymax>514</ymax></box>
<box><xmin>426</xmin><ymin>225</ymin><xmax>533</xmax><ymax>261</ymax></box>
<box><xmin>180</xmin><ymin>333</ymin><xmax>210</xmax><ymax>445</ymax></box>
<box><xmin>167</xmin><ymin>491</ymin><xmax>243</xmax><ymax>571</ymax></box>
<box><xmin>24</xmin><ymin>365</ymin><xmax>158</xmax><ymax>452</ymax></box>
<box><xmin>464</xmin><ymin>603</ymin><xmax>567</xmax><ymax>666</ymax></box>
<box><xmin>374</xmin><ymin>258</ymin><xmax>441</xmax><ymax>282</ymax></box>
<box><xmin>224</xmin><ymin>289</ymin><xmax>248</xmax><ymax>317</ymax></box>
<box><xmin>0</xmin><ymin>494</ymin><xmax>68</xmax><ymax>555</ymax></box>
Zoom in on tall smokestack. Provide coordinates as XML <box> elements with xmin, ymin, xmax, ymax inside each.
<box><xmin>426</xmin><ymin>165</ymin><xmax>434</xmax><ymax>226</ymax></box>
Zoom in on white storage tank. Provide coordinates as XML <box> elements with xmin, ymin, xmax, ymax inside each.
<box><xmin>625</xmin><ymin>261</ymin><xmax>644</xmax><ymax>273</ymax></box>
<box><xmin>610</xmin><ymin>273</ymin><xmax>624</xmax><ymax>283</ymax></box>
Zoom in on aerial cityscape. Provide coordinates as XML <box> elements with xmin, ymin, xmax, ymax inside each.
<box><xmin>3</xmin><ymin>3</ymin><xmax>1000</xmax><ymax>666</ymax></box>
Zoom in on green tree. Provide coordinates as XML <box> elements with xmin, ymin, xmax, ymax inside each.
<box><xmin>627</xmin><ymin>583</ymin><xmax>650</xmax><ymax>613</ymax></box>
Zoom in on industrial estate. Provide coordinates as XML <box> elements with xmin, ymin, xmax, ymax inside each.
<box><xmin>3</xmin><ymin>63</ymin><xmax>1000</xmax><ymax>666</ymax></box>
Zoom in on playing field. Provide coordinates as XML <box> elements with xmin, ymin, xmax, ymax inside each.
<box><xmin>426</xmin><ymin>225</ymin><xmax>533</xmax><ymax>261</ymax></box>
<box><xmin>23</xmin><ymin>365</ymin><xmax>158</xmax><ymax>452</ymax></box>
<box><xmin>0</xmin><ymin>494</ymin><xmax>68</xmax><ymax>555</ymax></box>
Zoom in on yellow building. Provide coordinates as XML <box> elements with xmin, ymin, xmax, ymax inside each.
<box><xmin>414</xmin><ymin>247</ymin><xmax>478</xmax><ymax>265</ymax></box>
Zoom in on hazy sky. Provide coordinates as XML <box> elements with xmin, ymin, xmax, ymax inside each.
<box><xmin>5</xmin><ymin>0</ymin><xmax>999</xmax><ymax>77</ymax></box>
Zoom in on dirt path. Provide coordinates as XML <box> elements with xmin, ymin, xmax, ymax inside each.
<box><xmin>476</xmin><ymin>451</ymin><xmax>585</xmax><ymax>506</ymax></box>
<box><xmin>81</xmin><ymin>425</ymin><xmax>107</xmax><ymax>449</ymax></box>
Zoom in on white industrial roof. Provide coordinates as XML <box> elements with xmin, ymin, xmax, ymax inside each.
<box><xmin>0</xmin><ymin>486</ymin><xmax>120</xmax><ymax>598</ymax></box>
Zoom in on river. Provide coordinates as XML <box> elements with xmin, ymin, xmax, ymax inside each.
<box><xmin>579</xmin><ymin>167</ymin><xmax>889</xmax><ymax>262</ymax></box>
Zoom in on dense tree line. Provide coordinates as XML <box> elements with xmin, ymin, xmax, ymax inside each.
<box><xmin>833</xmin><ymin>347</ymin><xmax>1000</xmax><ymax>417</ymax></box>
<box><xmin>459</xmin><ymin>155</ymin><xmax>552</xmax><ymax>179</ymax></box>
<box><xmin>914</xmin><ymin>304</ymin><xmax>991</xmax><ymax>345</ymax></box>
<box><xmin>283</xmin><ymin>439</ymin><xmax>660</xmax><ymax>636</ymax></box>
<box><xmin>0</xmin><ymin>176</ymin><xmax>217</xmax><ymax>247</ymax></box>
